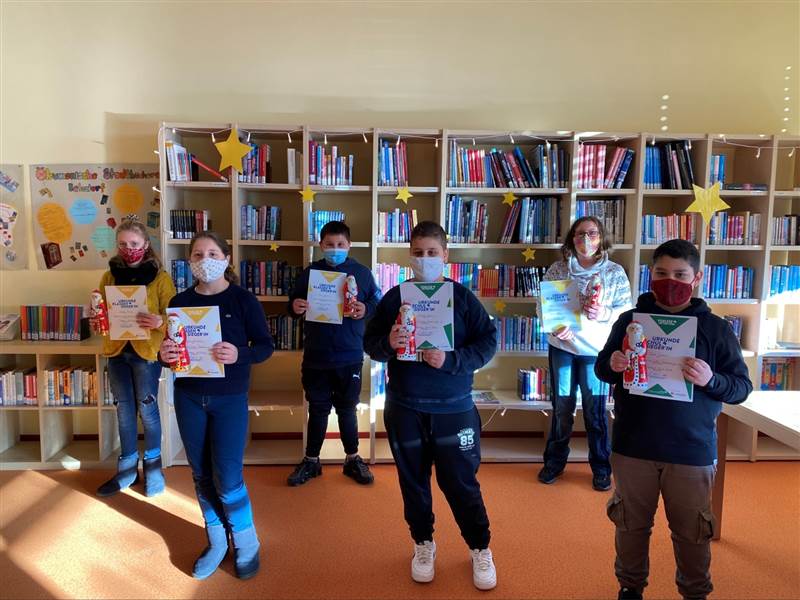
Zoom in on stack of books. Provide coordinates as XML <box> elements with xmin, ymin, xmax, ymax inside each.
<box><xmin>170</xmin><ymin>260</ymin><xmax>195</xmax><ymax>293</ymax></box>
<box><xmin>444</xmin><ymin>263</ymin><xmax>480</xmax><ymax>292</ymax></box>
<box><xmin>378</xmin><ymin>209</ymin><xmax>419</xmax><ymax>243</ymax></box>
<box><xmin>641</xmin><ymin>213</ymin><xmax>696</xmax><ymax>245</ymax></box>
<box><xmin>445</xmin><ymin>196</ymin><xmax>489</xmax><ymax>243</ymax></box>
<box><xmin>374</xmin><ymin>263</ymin><xmax>413</xmax><ymax>294</ymax></box>
<box><xmin>267</xmin><ymin>315</ymin><xmax>303</xmax><ymax>350</ymax></box>
<box><xmin>638</xmin><ymin>265</ymin><xmax>652</xmax><ymax>295</ymax></box>
<box><xmin>768</xmin><ymin>265</ymin><xmax>800</xmax><ymax>296</ymax></box>
<box><xmin>308</xmin><ymin>142</ymin><xmax>354</xmax><ymax>186</ymax></box>
<box><xmin>241</xmin><ymin>261</ymin><xmax>302</xmax><ymax>297</ymax></box>
<box><xmin>576</xmin><ymin>198</ymin><xmax>625</xmax><ymax>244</ymax></box>
<box><xmin>576</xmin><ymin>145</ymin><xmax>635</xmax><ymax>189</ymax></box>
<box><xmin>706</xmin><ymin>211</ymin><xmax>761</xmax><ymax>245</ymax></box>
<box><xmin>43</xmin><ymin>367</ymin><xmax>98</xmax><ymax>406</ymax></box>
<box><xmin>378</xmin><ymin>140</ymin><xmax>409</xmax><ymax>186</ymax></box>
<box><xmin>644</xmin><ymin>142</ymin><xmax>695</xmax><ymax>189</ymax></box>
<box><xmin>771</xmin><ymin>214</ymin><xmax>800</xmax><ymax>246</ymax></box>
<box><xmin>0</xmin><ymin>369</ymin><xmax>37</xmax><ymax>406</ymax></box>
<box><xmin>240</xmin><ymin>205</ymin><xmax>281</xmax><ymax>240</ymax></box>
<box><xmin>723</xmin><ymin>315</ymin><xmax>744</xmax><ymax>344</ymax></box>
<box><xmin>499</xmin><ymin>197</ymin><xmax>561</xmax><ymax>244</ymax></box>
<box><xmin>170</xmin><ymin>209</ymin><xmax>209</xmax><ymax>239</ymax></box>
<box><xmin>20</xmin><ymin>305</ymin><xmax>86</xmax><ymax>341</ymax></box>
<box><xmin>239</xmin><ymin>143</ymin><xmax>272</xmax><ymax>183</ymax></box>
<box><xmin>709</xmin><ymin>154</ymin><xmax>726</xmax><ymax>186</ymax></box>
<box><xmin>478</xmin><ymin>265</ymin><xmax>547</xmax><ymax>298</ymax></box>
<box><xmin>760</xmin><ymin>358</ymin><xmax>796</xmax><ymax>391</ymax></box>
<box><xmin>702</xmin><ymin>265</ymin><xmax>755</xmax><ymax>299</ymax></box>
<box><xmin>518</xmin><ymin>367</ymin><xmax>550</xmax><ymax>401</ymax></box>
<box><xmin>165</xmin><ymin>141</ymin><xmax>227</xmax><ymax>183</ymax></box>
<box><xmin>494</xmin><ymin>316</ymin><xmax>547</xmax><ymax>352</ymax></box>
<box><xmin>308</xmin><ymin>210</ymin><xmax>346</xmax><ymax>242</ymax></box>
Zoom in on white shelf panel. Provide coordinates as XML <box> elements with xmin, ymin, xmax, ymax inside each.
<box><xmin>477</xmin><ymin>296</ymin><xmax>538</xmax><ymax>304</ymax></box>
<box><xmin>770</xmin><ymin>246</ymin><xmax>800</xmax><ymax>252</ymax></box>
<box><xmin>719</xmin><ymin>190</ymin><xmax>769</xmax><ymax>197</ymax></box>
<box><xmin>238</xmin><ymin>183</ymin><xmax>301</xmax><ymax>192</ymax></box>
<box><xmin>774</xmin><ymin>190</ymin><xmax>800</xmax><ymax>198</ymax></box>
<box><xmin>576</xmin><ymin>188</ymin><xmax>636</xmax><ymax>195</ymax></box>
<box><xmin>45</xmin><ymin>441</ymin><xmax>99</xmax><ymax>469</ymax></box>
<box><xmin>0</xmin><ymin>441</ymin><xmax>41</xmax><ymax>468</ymax></box>
<box><xmin>41</xmin><ymin>405</ymin><xmax>98</xmax><ymax>411</ymax></box>
<box><xmin>445</xmin><ymin>187</ymin><xmax>568</xmax><ymax>196</ymax></box>
<box><xmin>760</xmin><ymin>349</ymin><xmax>800</xmax><ymax>357</ymax></box>
<box><xmin>0</xmin><ymin>339</ymin><xmax>103</xmax><ymax>355</ymax></box>
<box><xmin>248</xmin><ymin>390</ymin><xmax>304</xmax><ymax>411</ymax></box>
<box><xmin>705</xmin><ymin>245</ymin><xmax>764</xmax><ymax>251</ymax></box>
<box><xmin>0</xmin><ymin>406</ymin><xmax>39</xmax><ymax>411</ymax></box>
<box><xmin>756</xmin><ymin>436</ymin><xmax>800</xmax><ymax>460</ymax></box>
<box><xmin>447</xmin><ymin>243</ymin><xmax>561</xmax><ymax>250</ymax></box>
<box><xmin>642</xmin><ymin>189</ymin><xmax>694</xmax><ymax>196</ymax></box>
<box><xmin>310</xmin><ymin>185</ymin><xmax>371</xmax><ymax>193</ymax></box>
<box><xmin>239</xmin><ymin>240</ymin><xmax>306</xmax><ymax>247</ymax></box>
<box><xmin>377</xmin><ymin>186</ymin><xmax>439</xmax><ymax>195</ymax></box>
<box><xmin>166</xmin><ymin>181</ymin><xmax>230</xmax><ymax>191</ymax></box>
<box><xmin>704</xmin><ymin>298</ymin><xmax>759</xmax><ymax>305</ymax></box>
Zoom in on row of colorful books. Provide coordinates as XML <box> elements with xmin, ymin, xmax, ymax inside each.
<box><xmin>500</xmin><ymin>197</ymin><xmax>562</xmax><ymax>244</ymax></box>
<box><xmin>640</xmin><ymin>213</ymin><xmax>697</xmax><ymax>245</ymax></box>
<box><xmin>518</xmin><ymin>367</ymin><xmax>550</xmax><ymax>401</ymax></box>
<box><xmin>638</xmin><ymin>265</ymin><xmax>652</xmax><ymax>295</ymax></box>
<box><xmin>164</xmin><ymin>140</ymin><xmax>227</xmax><ymax>183</ymax></box>
<box><xmin>768</xmin><ymin>265</ymin><xmax>800</xmax><ymax>297</ymax></box>
<box><xmin>575</xmin><ymin>145</ymin><xmax>635</xmax><ymax>189</ymax></box>
<box><xmin>447</xmin><ymin>142</ymin><xmax>569</xmax><ymax>189</ymax></box>
<box><xmin>377</xmin><ymin>209</ymin><xmax>419</xmax><ymax>243</ymax></box>
<box><xmin>241</xmin><ymin>261</ymin><xmax>303</xmax><ymax>297</ymax></box>
<box><xmin>240</xmin><ymin>205</ymin><xmax>281</xmax><ymax>241</ymax></box>
<box><xmin>445</xmin><ymin>196</ymin><xmax>489</xmax><ymax>243</ymax></box>
<box><xmin>0</xmin><ymin>369</ymin><xmax>37</xmax><ymax>405</ymax></box>
<box><xmin>308</xmin><ymin>210</ymin><xmax>345</xmax><ymax>242</ymax></box>
<box><xmin>267</xmin><ymin>314</ymin><xmax>303</xmax><ymax>351</ymax></box>
<box><xmin>378</xmin><ymin>140</ymin><xmax>409</xmax><ymax>186</ymax></box>
<box><xmin>238</xmin><ymin>143</ymin><xmax>272</xmax><ymax>184</ymax></box>
<box><xmin>170</xmin><ymin>260</ymin><xmax>196</xmax><ymax>293</ymax></box>
<box><xmin>760</xmin><ymin>358</ymin><xmax>796</xmax><ymax>391</ymax></box>
<box><xmin>771</xmin><ymin>215</ymin><xmax>800</xmax><ymax>246</ymax></box>
<box><xmin>494</xmin><ymin>316</ymin><xmax>548</xmax><ymax>352</ymax></box>
<box><xmin>308</xmin><ymin>142</ymin><xmax>354</xmax><ymax>186</ymax></box>
<box><xmin>723</xmin><ymin>315</ymin><xmax>744</xmax><ymax>344</ymax></box>
<box><xmin>374</xmin><ymin>263</ymin><xmax>413</xmax><ymax>295</ymax></box>
<box><xmin>706</xmin><ymin>211</ymin><xmax>761</xmax><ymax>245</ymax></box>
<box><xmin>43</xmin><ymin>367</ymin><xmax>99</xmax><ymax>406</ymax></box>
<box><xmin>478</xmin><ymin>265</ymin><xmax>547</xmax><ymax>298</ymax></box>
<box><xmin>443</xmin><ymin>263</ymin><xmax>480</xmax><ymax>292</ymax></box>
<box><xmin>644</xmin><ymin>142</ymin><xmax>696</xmax><ymax>190</ymax></box>
<box><xmin>701</xmin><ymin>264</ymin><xmax>755</xmax><ymax>299</ymax></box>
<box><xmin>709</xmin><ymin>154</ymin><xmax>727</xmax><ymax>186</ymax></box>
<box><xmin>20</xmin><ymin>305</ymin><xmax>86</xmax><ymax>341</ymax></box>
<box><xmin>170</xmin><ymin>209</ymin><xmax>209</xmax><ymax>240</ymax></box>
<box><xmin>575</xmin><ymin>198</ymin><xmax>625</xmax><ymax>244</ymax></box>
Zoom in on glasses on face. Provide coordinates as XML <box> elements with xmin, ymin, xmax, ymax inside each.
<box><xmin>575</xmin><ymin>231</ymin><xmax>600</xmax><ymax>240</ymax></box>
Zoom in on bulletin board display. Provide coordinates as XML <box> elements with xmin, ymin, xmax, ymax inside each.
<box><xmin>29</xmin><ymin>164</ymin><xmax>161</xmax><ymax>270</ymax></box>
<box><xmin>0</xmin><ymin>164</ymin><xmax>29</xmax><ymax>270</ymax></box>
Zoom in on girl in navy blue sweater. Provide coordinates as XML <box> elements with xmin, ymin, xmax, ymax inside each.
<box><xmin>159</xmin><ymin>232</ymin><xmax>273</xmax><ymax>580</ymax></box>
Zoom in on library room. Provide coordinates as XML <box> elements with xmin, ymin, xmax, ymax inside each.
<box><xmin>0</xmin><ymin>2</ymin><xmax>798</xmax><ymax>599</ymax></box>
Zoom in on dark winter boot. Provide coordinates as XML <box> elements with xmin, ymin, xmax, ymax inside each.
<box><xmin>231</xmin><ymin>526</ymin><xmax>261</xmax><ymax>579</ymax></box>
<box><xmin>96</xmin><ymin>454</ymin><xmax>139</xmax><ymax>497</ymax></box>
<box><xmin>143</xmin><ymin>456</ymin><xmax>166</xmax><ymax>497</ymax></box>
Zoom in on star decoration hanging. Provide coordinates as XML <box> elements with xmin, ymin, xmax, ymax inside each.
<box><xmin>685</xmin><ymin>182</ymin><xmax>730</xmax><ymax>226</ymax></box>
<box><xmin>502</xmin><ymin>191</ymin><xmax>517</xmax><ymax>207</ymax></box>
<box><xmin>396</xmin><ymin>187</ymin><xmax>413</xmax><ymax>204</ymax></box>
<box><xmin>299</xmin><ymin>186</ymin><xmax>316</xmax><ymax>203</ymax></box>
<box><xmin>494</xmin><ymin>299</ymin><xmax>507</xmax><ymax>314</ymax></box>
<box><xmin>522</xmin><ymin>247</ymin><xmax>536</xmax><ymax>262</ymax></box>
<box><xmin>268</xmin><ymin>243</ymin><xmax>280</xmax><ymax>252</ymax></box>
<box><xmin>214</xmin><ymin>128</ymin><xmax>252</xmax><ymax>174</ymax></box>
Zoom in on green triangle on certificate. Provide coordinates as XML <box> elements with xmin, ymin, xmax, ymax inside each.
<box><xmin>443</xmin><ymin>323</ymin><xmax>453</xmax><ymax>347</ymax></box>
<box><xmin>643</xmin><ymin>384</ymin><xmax>673</xmax><ymax>397</ymax></box>
<box><xmin>417</xmin><ymin>341</ymin><xmax>435</xmax><ymax>349</ymax></box>
<box><xmin>415</xmin><ymin>282</ymin><xmax>444</xmax><ymax>298</ymax></box>
<box><xmin>650</xmin><ymin>315</ymin><xmax>688</xmax><ymax>335</ymax></box>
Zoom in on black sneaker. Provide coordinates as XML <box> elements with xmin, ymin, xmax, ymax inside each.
<box><xmin>287</xmin><ymin>457</ymin><xmax>322</xmax><ymax>486</ymax></box>
<box><xmin>537</xmin><ymin>465</ymin><xmax>564</xmax><ymax>485</ymax></box>
<box><xmin>343</xmin><ymin>455</ymin><xmax>374</xmax><ymax>485</ymax></box>
<box><xmin>593</xmin><ymin>473</ymin><xmax>612</xmax><ymax>491</ymax></box>
<box><xmin>618</xmin><ymin>587</ymin><xmax>643</xmax><ymax>600</ymax></box>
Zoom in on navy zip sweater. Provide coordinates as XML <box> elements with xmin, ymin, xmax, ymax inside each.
<box><xmin>288</xmin><ymin>258</ymin><xmax>381</xmax><ymax>369</ymax></box>
<box><xmin>595</xmin><ymin>293</ymin><xmax>752</xmax><ymax>466</ymax></box>
<box><xmin>169</xmin><ymin>284</ymin><xmax>274</xmax><ymax>395</ymax></box>
<box><xmin>364</xmin><ymin>279</ymin><xmax>497</xmax><ymax>414</ymax></box>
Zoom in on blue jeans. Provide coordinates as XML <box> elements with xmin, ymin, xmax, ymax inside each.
<box><xmin>173</xmin><ymin>388</ymin><xmax>254</xmax><ymax>532</ymax></box>
<box><xmin>107</xmin><ymin>349</ymin><xmax>163</xmax><ymax>460</ymax></box>
<box><xmin>543</xmin><ymin>345</ymin><xmax>611</xmax><ymax>476</ymax></box>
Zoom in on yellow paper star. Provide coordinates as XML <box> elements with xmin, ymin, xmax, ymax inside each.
<box><xmin>299</xmin><ymin>186</ymin><xmax>316</xmax><ymax>203</ymax></box>
<box><xmin>396</xmin><ymin>187</ymin><xmax>413</xmax><ymax>204</ymax></box>
<box><xmin>494</xmin><ymin>299</ymin><xmax>507</xmax><ymax>314</ymax></box>
<box><xmin>214</xmin><ymin>128</ymin><xmax>252</xmax><ymax>174</ymax></box>
<box><xmin>268</xmin><ymin>243</ymin><xmax>279</xmax><ymax>252</ymax></box>
<box><xmin>502</xmin><ymin>191</ymin><xmax>517</xmax><ymax>206</ymax></box>
<box><xmin>686</xmin><ymin>182</ymin><xmax>730</xmax><ymax>226</ymax></box>
<box><xmin>522</xmin><ymin>247</ymin><xmax>536</xmax><ymax>262</ymax></box>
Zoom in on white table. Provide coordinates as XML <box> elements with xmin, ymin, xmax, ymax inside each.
<box><xmin>713</xmin><ymin>392</ymin><xmax>800</xmax><ymax>539</ymax></box>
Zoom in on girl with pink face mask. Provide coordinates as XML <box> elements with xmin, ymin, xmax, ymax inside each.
<box><xmin>94</xmin><ymin>216</ymin><xmax>176</xmax><ymax>498</ymax></box>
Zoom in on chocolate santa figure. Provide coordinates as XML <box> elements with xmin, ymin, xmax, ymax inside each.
<box><xmin>343</xmin><ymin>275</ymin><xmax>358</xmax><ymax>317</ymax></box>
<box><xmin>89</xmin><ymin>289</ymin><xmax>110</xmax><ymax>336</ymax></box>
<box><xmin>623</xmin><ymin>321</ymin><xmax>648</xmax><ymax>389</ymax></box>
<box><xmin>586</xmin><ymin>273</ymin><xmax>603</xmax><ymax>310</ymax></box>
<box><xmin>166</xmin><ymin>312</ymin><xmax>191</xmax><ymax>372</ymax></box>
<box><xmin>396</xmin><ymin>303</ymin><xmax>417</xmax><ymax>362</ymax></box>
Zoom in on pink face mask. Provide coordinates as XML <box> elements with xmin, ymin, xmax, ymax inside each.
<box><xmin>119</xmin><ymin>246</ymin><xmax>147</xmax><ymax>265</ymax></box>
<box><xmin>575</xmin><ymin>234</ymin><xmax>600</xmax><ymax>257</ymax></box>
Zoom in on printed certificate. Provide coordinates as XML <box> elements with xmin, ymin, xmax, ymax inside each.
<box><xmin>539</xmin><ymin>280</ymin><xmax>582</xmax><ymax>333</ymax></box>
<box><xmin>170</xmin><ymin>306</ymin><xmax>225</xmax><ymax>378</ymax></box>
<box><xmin>105</xmin><ymin>285</ymin><xmax>148</xmax><ymax>341</ymax></box>
<box><xmin>307</xmin><ymin>269</ymin><xmax>346</xmax><ymax>324</ymax></box>
<box><xmin>400</xmin><ymin>281</ymin><xmax>454</xmax><ymax>351</ymax></box>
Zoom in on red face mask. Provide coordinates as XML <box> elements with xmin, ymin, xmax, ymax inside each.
<box><xmin>651</xmin><ymin>278</ymin><xmax>694</xmax><ymax>307</ymax></box>
<box><xmin>119</xmin><ymin>246</ymin><xmax>146</xmax><ymax>265</ymax></box>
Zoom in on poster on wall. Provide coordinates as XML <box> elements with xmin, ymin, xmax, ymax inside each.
<box><xmin>0</xmin><ymin>164</ymin><xmax>29</xmax><ymax>270</ymax></box>
<box><xmin>29</xmin><ymin>164</ymin><xmax>161</xmax><ymax>270</ymax></box>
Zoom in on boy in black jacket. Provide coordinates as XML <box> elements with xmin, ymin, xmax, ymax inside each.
<box><xmin>364</xmin><ymin>221</ymin><xmax>498</xmax><ymax>591</ymax></box>
<box><xmin>595</xmin><ymin>239</ymin><xmax>752</xmax><ymax>600</ymax></box>
<box><xmin>287</xmin><ymin>221</ymin><xmax>381</xmax><ymax>486</ymax></box>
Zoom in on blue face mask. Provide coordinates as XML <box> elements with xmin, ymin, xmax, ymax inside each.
<box><xmin>323</xmin><ymin>248</ymin><xmax>348</xmax><ymax>267</ymax></box>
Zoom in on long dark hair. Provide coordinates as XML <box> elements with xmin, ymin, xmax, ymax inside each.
<box><xmin>188</xmin><ymin>231</ymin><xmax>239</xmax><ymax>285</ymax></box>
<box><xmin>560</xmin><ymin>216</ymin><xmax>611</xmax><ymax>261</ymax></box>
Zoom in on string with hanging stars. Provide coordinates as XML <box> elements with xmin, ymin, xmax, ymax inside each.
<box><xmin>522</xmin><ymin>248</ymin><xmax>536</xmax><ymax>262</ymax></box>
<box><xmin>299</xmin><ymin>187</ymin><xmax>316</xmax><ymax>203</ymax></box>
<box><xmin>395</xmin><ymin>187</ymin><xmax>413</xmax><ymax>204</ymax></box>
<box><xmin>685</xmin><ymin>182</ymin><xmax>730</xmax><ymax>226</ymax></box>
<box><xmin>493</xmin><ymin>299</ymin><xmax>507</xmax><ymax>314</ymax></box>
<box><xmin>268</xmin><ymin>243</ymin><xmax>280</xmax><ymax>252</ymax></box>
<box><xmin>502</xmin><ymin>191</ymin><xmax>516</xmax><ymax>207</ymax></box>
<box><xmin>214</xmin><ymin>128</ymin><xmax>252</xmax><ymax>174</ymax></box>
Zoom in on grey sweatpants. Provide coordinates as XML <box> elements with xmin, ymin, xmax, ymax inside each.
<box><xmin>607</xmin><ymin>453</ymin><xmax>717</xmax><ymax>600</ymax></box>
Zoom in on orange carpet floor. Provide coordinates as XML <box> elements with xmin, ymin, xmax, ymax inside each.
<box><xmin>1</xmin><ymin>462</ymin><xmax>798</xmax><ymax>600</ymax></box>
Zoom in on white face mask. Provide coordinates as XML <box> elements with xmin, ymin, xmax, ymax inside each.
<box><xmin>410</xmin><ymin>256</ymin><xmax>444</xmax><ymax>283</ymax></box>
<box><xmin>190</xmin><ymin>257</ymin><xmax>228</xmax><ymax>283</ymax></box>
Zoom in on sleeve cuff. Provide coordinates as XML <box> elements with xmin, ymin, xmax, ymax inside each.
<box><xmin>442</xmin><ymin>351</ymin><xmax>458</xmax><ymax>373</ymax></box>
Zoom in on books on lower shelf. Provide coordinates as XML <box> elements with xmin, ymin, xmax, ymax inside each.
<box><xmin>308</xmin><ymin>210</ymin><xmax>345</xmax><ymax>242</ymax></box>
<box><xmin>444</xmin><ymin>263</ymin><xmax>480</xmax><ymax>292</ymax></box>
<box><xmin>706</xmin><ymin>211</ymin><xmax>761</xmax><ymax>245</ymax></box>
<box><xmin>478</xmin><ymin>265</ymin><xmax>546</xmax><ymax>298</ymax></box>
<box><xmin>43</xmin><ymin>367</ymin><xmax>98</xmax><ymax>406</ymax></box>
<box><xmin>170</xmin><ymin>209</ymin><xmax>209</xmax><ymax>239</ymax></box>
<box><xmin>103</xmin><ymin>368</ymin><xmax>114</xmax><ymax>405</ymax></box>
<box><xmin>445</xmin><ymin>196</ymin><xmax>489</xmax><ymax>243</ymax></box>
<box><xmin>576</xmin><ymin>197</ymin><xmax>625</xmax><ymax>244</ymax></box>
<box><xmin>378</xmin><ymin>209</ymin><xmax>419</xmax><ymax>242</ymax></box>
<box><xmin>768</xmin><ymin>265</ymin><xmax>800</xmax><ymax>296</ymax></box>
<box><xmin>771</xmin><ymin>215</ymin><xmax>800</xmax><ymax>246</ymax></box>
<box><xmin>641</xmin><ymin>213</ymin><xmax>696</xmax><ymax>245</ymax></box>
<box><xmin>518</xmin><ymin>367</ymin><xmax>550</xmax><ymax>401</ymax></box>
<box><xmin>308</xmin><ymin>141</ymin><xmax>354</xmax><ymax>186</ymax></box>
<box><xmin>576</xmin><ymin>145</ymin><xmax>635</xmax><ymax>189</ymax></box>
<box><xmin>638</xmin><ymin>265</ymin><xmax>651</xmax><ymax>295</ymax></box>
<box><xmin>378</xmin><ymin>140</ymin><xmax>408</xmax><ymax>186</ymax></box>
<box><xmin>760</xmin><ymin>357</ymin><xmax>796</xmax><ymax>391</ymax></box>
<box><xmin>240</xmin><ymin>205</ymin><xmax>281</xmax><ymax>240</ymax></box>
<box><xmin>644</xmin><ymin>142</ymin><xmax>695</xmax><ymax>190</ymax></box>
<box><xmin>723</xmin><ymin>315</ymin><xmax>744</xmax><ymax>344</ymax></box>
<box><xmin>374</xmin><ymin>263</ymin><xmax>413</xmax><ymax>295</ymax></box>
<box><xmin>170</xmin><ymin>260</ymin><xmax>195</xmax><ymax>293</ymax></box>
<box><xmin>267</xmin><ymin>315</ymin><xmax>303</xmax><ymax>350</ymax></box>
<box><xmin>239</xmin><ymin>143</ymin><xmax>272</xmax><ymax>183</ymax></box>
<box><xmin>701</xmin><ymin>264</ymin><xmax>755</xmax><ymax>299</ymax></box>
<box><xmin>240</xmin><ymin>260</ymin><xmax>302</xmax><ymax>297</ymax></box>
<box><xmin>499</xmin><ymin>197</ymin><xmax>562</xmax><ymax>244</ymax></box>
<box><xmin>20</xmin><ymin>305</ymin><xmax>86</xmax><ymax>341</ymax></box>
<box><xmin>494</xmin><ymin>315</ymin><xmax>547</xmax><ymax>352</ymax></box>
<box><xmin>447</xmin><ymin>141</ymin><xmax>569</xmax><ymax>188</ymax></box>
<box><xmin>0</xmin><ymin>369</ymin><xmax>37</xmax><ymax>406</ymax></box>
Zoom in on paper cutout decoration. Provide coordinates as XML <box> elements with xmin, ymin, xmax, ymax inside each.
<box><xmin>522</xmin><ymin>247</ymin><xmax>536</xmax><ymax>262</ymax></box>
<box><xmin>269</xmin><ymin>243</ymin><xmax>279</xmax><ymax>252</ymax></box>
<box><xmin>396</xmin><ymin>187</ymin><xmax>413</xmax><ymax>204</ymax></box>
<box><xmin>113</xmin><ymin>184</ymin><xmax>144</xmax><ymax>214</ymax></box>
<box><xmin>37</xmin><ymin>203</ymin><xmax>73</xmax><ymax>243</ymax></box>
<box><xmin>502</xmin><ymin>191</ymin><xmax>516</xmax><ymax>206</ymax></box>
<box><xmin>299</xmin><ymin>186</ymin><xmax>316</xmax><ymax>203</ymax></box>
<box><xmin>494</xmin><ymin>299</ymin><xmax>507</xmax><ymax>314</ymax></box>
<box><xmin>686</xmin><ymin>182</ymin><xmax>730</xmax><ymax>226</ymax></box>
<box><xmin>214</xmin><ymin>128</ymin><xmax>252</xmax><ymax>174</ymax></box>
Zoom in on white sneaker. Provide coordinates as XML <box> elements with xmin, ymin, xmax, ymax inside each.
<box><xmin>411</xmin><ymin>540</ymin><xmax>436</xmax><ymax>583</ymax></box>
<box><xmin>470</xmin><ymin>548</ymin><xmax>497</xmax><ymax>590</ymax></box>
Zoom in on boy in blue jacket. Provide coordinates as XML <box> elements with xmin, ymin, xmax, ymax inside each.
<box><xmin>364</xmin><ymin>221</ymin><xmax>498</xmax><ymax>591</ymax></box>
<box><xmin>287</xmin><ymin>221</ymin><xmax>381</xmax><ymax>486</ymax></box>
<box><xmin>595</xmin><ymin>239</ymin><xmax>752</xmax><ymax>600</ymax></box>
